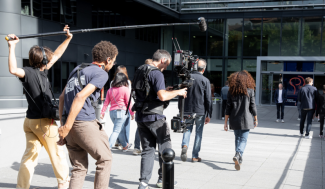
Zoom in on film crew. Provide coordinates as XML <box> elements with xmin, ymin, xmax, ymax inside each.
<box><xmin>274</xmin><ymin>83</ymin><xmax>287</xmax><ymax>123</ymax></box>
<box><xmin>101</xmin><ymin>72</ymin><xmax>134</xmax><ymax>151</ymax></box>
<box><xmin>6</xmin><ymin>26</ymin><xmax>72</xmax><ymax>189</ymax></box>
<box><xmin>180</xmin><ymin>59</ymin><xmax>212</xmax><ymax>163</ymax></box>
<box><xmin>132</xmin><ymin>50</ymin><xmax>187</xmax><ymax>189</ymax></box>
<box><xmin>316</xmin><ymin>85</ymin><xmax>325</xmax><ymax>140</ymax></box>
<box><xmin>58</xmin><ymin>41</ymin><xmax>118</xmax><ymax>188</ymax></box>
<box><xmin>221</xmin><ymin>81</ymin><xmax>229</xmax><ymax>120</ymax></box>
<box><xmin>224</xmin><ymin>70</ymin><xmax>258</xmax><ymax>171</ymax></box>
<box><xmin>298</xmin><ymin>77</ymin><xmax>318</xmax><ymax>139</ymax></box>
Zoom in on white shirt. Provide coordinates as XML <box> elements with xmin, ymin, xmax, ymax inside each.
<box><xmin>278</xmin><ymin>89</ymin><xmax>283</xmax><ymax>103</ymax></box>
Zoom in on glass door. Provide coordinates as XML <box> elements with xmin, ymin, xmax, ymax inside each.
<box><xmin>271</xmin><ymin>74</ymin><xmax>282</xmax><ymax>105</ymax></box>
<box><xmin>261</xmin><ymin>74</ymin><xmax>272</xmax><ymax>104</ymax></box>
<box><xmin>261</xmin><ymin>73</ymin><xmax>282</xmax><ymax>105</ymax></box>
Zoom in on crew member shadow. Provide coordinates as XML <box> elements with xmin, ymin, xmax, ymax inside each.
<box><xmin>10</xmin><ymin>162</ymin><xmax>139</xmax><ymax>189</ymax></box>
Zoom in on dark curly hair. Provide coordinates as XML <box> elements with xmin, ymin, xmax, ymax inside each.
<box><xmin>92</xmin><ymin>41</ymin><xmax>118</xmax><ymax>62</ymax></box>
<box><xmin>29</xmin><ymin>46</ymin><xmax>53</xmax><ymax>68</ymax></box>
<box><xmin>228</xmin><ymin>70</ymin><xmax>256</xmax><ymax>96</ymax></box>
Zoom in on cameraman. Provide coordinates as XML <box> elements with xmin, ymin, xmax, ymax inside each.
<box><xmin>134</xmin><ymin>50</ymin><xmax>187</xmax><ymax>189</ymax></box>
<box><xmin>180</xmin><ymin>59</ymin><xmax>212</xmax><ymax>162</ymax></box>
<box><xmin>6</xmin><ymin>26</ymin><xmax>71</xmax><ymax>189</ymax></box>
<box><xmin>58</xmin><ymin>41</ymin><xmax>118</xmax><ymax>188</ymax></box>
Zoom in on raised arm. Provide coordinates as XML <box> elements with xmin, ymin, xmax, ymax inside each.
<box><xmin>7</xmin><ymin>35</ymin><xmax>25</xmax><ymax>78</ymax></box>
<box><xmin>46</xmin><ymin>25</ymin><xmax>73</xmax><ymax>69</ymax></box>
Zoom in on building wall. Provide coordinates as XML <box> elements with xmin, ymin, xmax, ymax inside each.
<box><xmin>0</xmin><ymin>0</ymin><xmax>159</xmax><ymax>108</ymax></box>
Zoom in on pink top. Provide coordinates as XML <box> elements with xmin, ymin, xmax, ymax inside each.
<box><xmin>101</xmin><ymin>86</ymin><xmax>134</xmax><ymax>116</ymax></box>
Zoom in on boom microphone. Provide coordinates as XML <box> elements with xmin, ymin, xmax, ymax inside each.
<box><xmin>5</xmin><ymin>17</ymin><xmax>207</xmax><ymax>41</ymax></box>
<box><xmin>198</xmin><ymin>17</ymin><xmax>207</xmax><ymax>32</ymax></box>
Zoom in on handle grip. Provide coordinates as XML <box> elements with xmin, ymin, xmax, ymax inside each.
<box><xmin>5</xmin><ymin>36</ymin><xmax>12</xmax><ymax>41</ymax></box>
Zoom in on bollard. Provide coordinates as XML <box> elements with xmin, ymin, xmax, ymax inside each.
<box><xmin>161</xmin><ymin>148</ymin><xmax>175</xmax><ymax>189</ymax></box>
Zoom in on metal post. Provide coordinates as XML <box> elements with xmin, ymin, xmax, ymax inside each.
<box><xmin>162</xmin><ymin>148</ymin><xmax>175</xmax><ymax>189</ymax></box>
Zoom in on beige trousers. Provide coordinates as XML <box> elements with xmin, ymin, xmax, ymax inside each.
<box><xmin>65</xmin><ymin>119</ymin><xmax>112</xmax><ymax>189</ymax></box>
<box><xmin>16</xmin><ymin>118</ymin><xmax>69</xmax><ymax>189</ymax></box>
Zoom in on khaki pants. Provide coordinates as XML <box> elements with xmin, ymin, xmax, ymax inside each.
<box><xmin>65</xmin><ymin>120</ymin><xmax>112</xmax><ymax>189</ymax></box>
<box><xmin>17</xmin><ymin>118</ymin><xmax>69</xmax><ymax>189</ymax></box>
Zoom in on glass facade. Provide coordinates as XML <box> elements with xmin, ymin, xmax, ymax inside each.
<box><xmin>178</xmin><ymin>0</ymin><xmax>325</xmax><ymax>13</ymax></box>
<box><xmin>161</xmin><ymin>15</ymin><xmax>325</xmax><ymax>96</ymax></box>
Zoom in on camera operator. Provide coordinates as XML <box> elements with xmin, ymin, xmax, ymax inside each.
<box><xmin>133</xmin><ymin>50</ymin><xmax>187</xmax><ymax>189</ymax></box>
<box><xmin>6</xmin><ymin>26</ymin><xmax>72</xmax><ymax>189</ymax></box>
<box><xmin>57</xmin><ymin>41</ymin><xmax>118</xmax><ymax>188</ymax></box>
<box><xmin>180</xmin><ymin>59</ymin><xmax>212</xmax><ymax>162</ymax></box>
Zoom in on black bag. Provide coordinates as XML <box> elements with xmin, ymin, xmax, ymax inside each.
<box><xmin>35</xmin><ymin>69</ymin><xmax>60</xmax><ymax>120</ymax></box>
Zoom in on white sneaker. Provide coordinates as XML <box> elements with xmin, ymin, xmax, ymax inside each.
<box><xmin>118</xmin><ymin>144</ymin><xmax>123</xmax><ymax>150</ymax></box>
<box><xmin>319</xmin><ymin>135</ymin><xmax>323</xmax><ymax>139</ymax></box>
<box><xmin>281</xmin><ymin>119</ymin><xmax>284</xmax><ymax>123</ymax></box>
<box><xmin>300</xmin><ymin>133</ymin><xmax>304</xmax><ymax>137</ymax></box>
<box><xmin>305</xmin><ymin>135</ymin><xmax>312</xmax><ymax>139</ymax></box>
<box><xmin>133</xmin><ymin>148</ymin><xmax>142</xmax><ymax>155</ymax></box>
<box><xmin>222</xmin><ymin>117</ymin><xmax>225</xmax><ymax>120</ymax></box>
<box><xmin>276</xmin><ymin>119</ymin><xmax>279</xmax><ymax>122</ymax></box>
<box><xmin>297</xmin><ymin>118</ymin><xmax>301</xmax><ymax>121</ymax></box>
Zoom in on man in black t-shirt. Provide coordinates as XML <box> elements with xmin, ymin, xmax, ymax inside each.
<box><xmin>6</xmin><ymin>26</ymin><xmax>72</xmax><ymax>189</ymax></box>
<box><xmin>135</xmin><ymin>50</ymin><xmax>187</xmax><ymax>189</ymax></box>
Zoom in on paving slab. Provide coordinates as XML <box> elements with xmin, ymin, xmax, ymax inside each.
<box><xmin>0</xmin><ymin>105</ymin><xmax>324</xmax><ymax>189</ymax></box>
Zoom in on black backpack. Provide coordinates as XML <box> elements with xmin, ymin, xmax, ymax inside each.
<box><xmin>126</xmin><ymin>64</ymin><xmax>168</xmax><ymax>115</ymax></box>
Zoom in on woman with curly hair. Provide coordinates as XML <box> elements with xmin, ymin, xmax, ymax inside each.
<box><xmin>224</xmin><ymin>70</ymin><xmax>258</xmax><ymax>171</ymax></box>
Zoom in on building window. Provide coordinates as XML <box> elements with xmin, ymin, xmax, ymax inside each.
<box><xmin>226</xmin><ymin>19</ymin><xmax>243</xmax><ymax>56</ymax></box>
<box><xmin>262</xmin><ymin>18</ymin><xmax>281</xmax><ymax>56</ymax></box>
<box><xmin>21</xmin><ymin>0</ymin><xmax>31</xmax><ymax>15</ymax></box>
<box><xmin>281</xmin><ymin>17</ymin><xmax>301</xmax><ymax>56</ymax></box>
<box><xmin>301</xmin><ymin>17</ymin><xmax>322</xmax><ymax>56</ymax></box>
<box><xmin>21</xmin><ymin>0</ymin><xmax>77</xmax><ymax>25</ymax></box>
<box><xmin>243</xmin><ymin>18</ymin><xmax>262</xmax><ymax>56</ymax></box>
<box><xmin>207</xmin><ymin>19</ymin><xmax>224</xmax><ymax>56</ymax></box>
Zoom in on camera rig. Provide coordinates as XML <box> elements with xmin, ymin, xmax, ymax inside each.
<box><xmin>170</xmin><ymin>38</ymin><xmax>200</xmax><ymax>133</ymax></box>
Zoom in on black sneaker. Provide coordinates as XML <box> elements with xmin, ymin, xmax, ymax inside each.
<box><xmin>181</xmin><ymin>145</ymin><xmax>188</xmax><ymax>162</ymax></box>
<box><xmin>138</xmin><ymin>182</ymin><xmax>150</xmax><ymax>189</ymax></box>
<box><xmin>156</xmin><ymin>179</ymin><xmax>177</xmax><ymax>188</ymax></box>
<box><xmin>233</xmin><ymin>152</ymin><xmax>241</xmax><ymax>171</ymax></box>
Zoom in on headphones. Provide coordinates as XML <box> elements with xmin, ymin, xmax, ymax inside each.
<box><xmin>39</xmin><ymin>46</ymin><xmax>48</xmax><ymax>65</ymax></box>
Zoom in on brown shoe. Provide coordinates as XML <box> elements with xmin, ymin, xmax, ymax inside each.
<box><xmin>181</xmin><ymin>145</ymin><xmax>188</xmax><ymax>162</ymax></box>
<box><xmin>192</xmin><ymin>157</ymin><xmax>202</xmax><ymax>162</ymax></box>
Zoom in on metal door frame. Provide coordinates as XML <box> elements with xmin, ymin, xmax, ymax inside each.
<box><xmin>256</xmin><ymin>56</ymin><xmax>325</xmax><ymax>106</ymax></box>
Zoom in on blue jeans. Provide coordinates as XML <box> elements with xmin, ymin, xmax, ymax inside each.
<box><xmin>300</xmin><ymin>109</ymin><xmax>314</xmax><ymax>136</ymax></box>
<box><xmin>181</xmin><ymin>115</ymin><xmax>205</xmax><ymax>158</ymax></box>
<box><xmin>109</xmin><ymin>109</ymin><xmax>128</xmax><ymax>148</ymax></box>
<box><xmin>118</xmin><ymin>112</ymin><xmax>131</xmax><ymax>144</ymax></box>
<box><xmin>234</xmin><ymin>130</ymin><xmax>249</xmax><ymax>156</ymax></box>
<box><xmin>134</xmin><ymin>128</ymin><xmax>141</xmax><ymax>149</ymax></box>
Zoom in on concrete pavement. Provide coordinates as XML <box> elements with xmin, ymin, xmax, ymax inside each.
<box><xmin>0</xmin><ymin>104</ymin><xmax>324</xmax><ymax>189</ymax></box>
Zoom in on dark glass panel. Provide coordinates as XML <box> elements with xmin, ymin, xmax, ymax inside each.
<box><xmin>207</xmin><ymin>19</ymin><xmax>224</xmax><ymax>56</ymax></box>
<box><xmin>174</xmin><ymin>25</ymin><xmax>190</xmax><ymax>51</ymax></box>
<box><xmin>281</xmin><ymin>17</ymin><xmax>301</xmax><ymax>56</ymax></box>
<box><xmin>226</xmin><ymin>19</ymin><xmax>243</xmax><ymax>56</ymax></box>
<box><xmin>301</xmin><ymin>17</ymin><xmax>322</xmax><ymax>56</ymax></box>
<box><xmin>207</xmin><ymin>58</ymin><xmax>223</xmax><ymax>96</ymax></box>
<box><xmin>243</xmin><ymin>59</ymin><xmax>257</xmax><ymax>81</ymax></box>
<box><xmin>191</xmin><ymin>25</ymin><xmax>206</xmax><ymax>56</ymax></box>
<box><xmin>21</xmin><ymin>0</ymin><xmax>30</xmax><ymax>15</ymax></box>
<box><xmin>32</xmin><ymin>0</ymin><xmax>41</xmax><ymax>17</ymax></box>
<box><xmin>243</xmin><ymin>18</ymin><xmax>262</xmax><ymax>56</ymax></box>
<box><xmin>225</xmin><ymin>58</ymin><xmax>241</xmax><ymax>82</ymax></box>
<box><xmin>262</xmin><ymin>18</ymin><xmax>281</xmax><ymax>56</ymax></box>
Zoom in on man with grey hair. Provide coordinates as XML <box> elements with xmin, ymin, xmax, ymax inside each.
<box><xmin>180</xmin><ymin>59</ymin><xmax>212</xmax><ymax>163</ymax></box>
<box><xmin>134</xmin><ymin>49</ymin><xmax>187</xmax><ymax>189</ymax></box>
